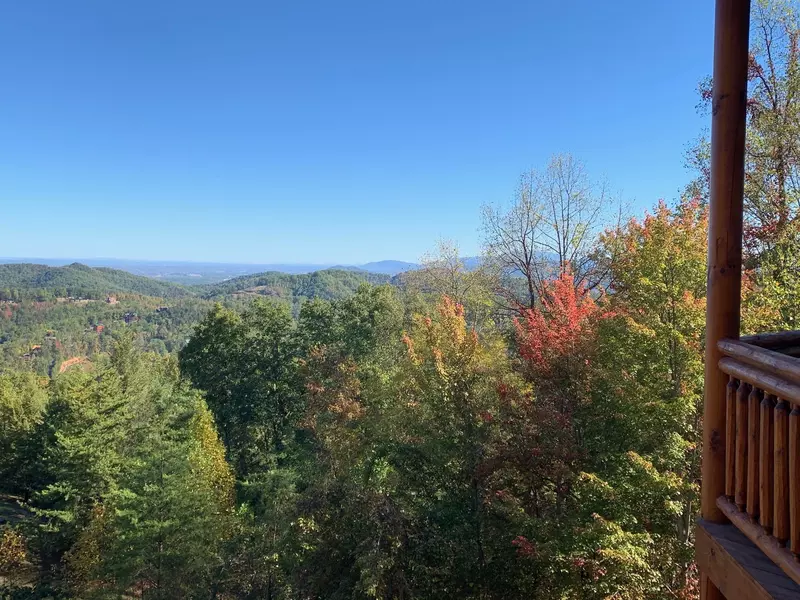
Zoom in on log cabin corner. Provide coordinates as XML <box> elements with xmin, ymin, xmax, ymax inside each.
<box><xmin>697</xmin><ymin>0</ymin><xmax>800</xmax><ymax>598</ymax></box>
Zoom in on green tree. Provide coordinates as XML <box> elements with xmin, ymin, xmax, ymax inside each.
<box><xmin>0</xmin><ymin>371</ymin><xmax>48</xmax><ymax>496</ymax></box>
<box><xmin>588</xmin><ymin>197</ymin><xmax>707</xmax><ymax>597</ymax></box>
<box><xmin>180</xmin><ymin>299</ymin><xmax>299</xmax><ymax>476</ymax></box>
<box><xmin>67</xmin><ymin>388</ymin><xmax>234</xmax><ymax>599</ymax></box>
<box><xmin>30</xmin><ymin>363</ymin><xmax>131</xmax><ymax>565</ymax></box>
<box><xmin>384</xmin><ymin>296</ymin><xmax>522</xmax><ymax>598</ymax></box>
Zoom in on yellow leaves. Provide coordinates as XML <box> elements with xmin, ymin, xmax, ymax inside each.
<box><xmin>64</xmin><ymin>503</ymin><xmax>108</xmax><ymax>591</ymax></box>
<box><xmin>576</xmin><ymin>472</ymin><xmax>616</xmax><ymax>501</ymax></box>
<box><xmin>405</xmin><ymin>296</ymin><xmax>482</xmax><ymax>375</ymax></box>
<box><xmin>620</xmin><ymin>315</ymin><xmax>657</xmax><ymax>338</ymax></box>
<box><xmin>0</xmin><ymin>528</ymin><xmax>27</xmax><ymax>573</ymax></box>
<box><xmin>625</xmin><ymin>450</ymin><xmax>654</xmax><ymax>473</ymax></box>
<box><xmin>295</xmin><ymin>516</ymin><xmax>318</xmax><ymax>534</ymax></box>
<box><xmin>603</xmin><ymin>199</ymin><xmax>707</xmax><ymax>316</ymax></box>
<box><xmin>741</xmin><ymin>268</ymin><xmax>788</xmax><ymax>333</ymax></box>
<box><xmin>189</xmin><ymin>399</ymin><xmax>235</xmax><ymax>508</ymax></box>
<box><xmin>432</xmin><ymin>347</ymin><xmax>447</xmax><ymax>379</ymax></box>
<box><xmin>293</xmin><ymin>516</ymin><xmax>319</xmax><ymax>553</ymax></box>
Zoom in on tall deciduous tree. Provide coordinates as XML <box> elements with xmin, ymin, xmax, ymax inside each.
<box><xmin>590</xmin><ymin>197</ymin><xmax>708</xmax><ymax>597</ymax></box>
<box><xmin>482</xmin><ymin>154</ymin><xmax>608</xmax><ymax>311</ymax></box>
<box><xmin>403</xmin><ymin>240</ymin><xmax>498</xmax><ymax>331</ymax></box>
<box><xmin>390</xmin><ymin>296</ymin><xmax>518</xmax><ymax>598</ymax></box>
<box><xmin>180</xmin><ymin>299</ymin><xmax>299</xmax><ymax>476</ymax></box>
<box><xmin>691</xmin><ymin>0</ymin><xmax>800</xmax><ymax>330</ymax></box>
<box><xmin>745</xmin><ymin>0</ymin><xmax>800</xmax><ymax>247</ymax></box>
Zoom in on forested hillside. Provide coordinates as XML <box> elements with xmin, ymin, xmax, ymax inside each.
<box><xmin>200</xmin><ymin>268</ymin><xmax>391</xmax><ymax>301</ymax></box>
<box><xmin>0</xmin><ymin>264</ymin><xmax>390</xmax><ymax>303</ymax></box>
<box><xmin>0</xmin><ymin>263</ymin><xmax>191</xmax><ymax>300</ymax></box>
<box><xmin>0</xmin><ymin>266</ymin><xmax>391</xmax><ymax>376</ymax></box>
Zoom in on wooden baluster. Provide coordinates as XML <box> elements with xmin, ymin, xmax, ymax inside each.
<box><xmin>774</xmin><ymin>399</ymin><xmax>790</xmax><ymax>545</ymax></box>
<box><xmin>760</xmin><ymin>393</ymin><xmax>775</xmax><ymax>533</ymax></box>
<box><xmin>747</xmin><ymin>386</ymin><xmax>761</xmax><ymax>521</ymax></box>
<box><xmin>726</xmin><ymin>377</ymin><xmax>737</xmax><ymax>499</ymax></box>
<box><xmin>790</xmin><ymin>405</ymin><xmax>800</xmax><ymax>556</ymax></box>
<box><xmin>735</xmin><ymin>382</ymin><xmax>750</xmax><ymax>511</ymax></box>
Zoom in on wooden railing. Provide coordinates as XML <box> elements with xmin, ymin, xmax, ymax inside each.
<box><xmin>717</xmin><ymin>333</ymin><xmax>800</xmax><ymax>586</ymax></box>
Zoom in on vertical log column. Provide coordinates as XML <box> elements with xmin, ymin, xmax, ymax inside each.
<box><xmin>700</xmin><ymin>0</ymin><xmax>750</xmax><ymax>597</ymax></box>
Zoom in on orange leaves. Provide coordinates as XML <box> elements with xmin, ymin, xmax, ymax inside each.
<box><xmin>398</xmin><ymin>294</ymin><xmax>515</xmax><ymax>436</ymax></box>
<box><xmin>327</xmin><ymin>392</ymin><xmax>364</xmax><ymax>421</ymax></box>
<box><xmin>300</xmin><ymin>345</ymin><xmax>364</xmax><ymax>431</ymax></box>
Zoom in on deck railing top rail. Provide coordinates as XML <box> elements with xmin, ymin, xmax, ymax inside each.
<box><xmin>718</xmin><ymin>338</ymin><xmax>800</xmax><ymax>405</ymax></box>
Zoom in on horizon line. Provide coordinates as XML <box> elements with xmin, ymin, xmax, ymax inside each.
<box><xmin>0</xmin><ymin>256</ymin><xmax>423</xmax><ymax>267</ymax></box>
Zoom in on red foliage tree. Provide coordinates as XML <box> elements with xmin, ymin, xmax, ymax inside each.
<box><xmin>514</xmin><ymin>270</ymin><xmax>603</xmax><ymax>377</ymax></box>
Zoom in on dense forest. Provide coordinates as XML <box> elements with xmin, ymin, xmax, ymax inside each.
<box><xmin>0</xmin><ymin>266</ymin><xmax>386</xmax><ymax>376</ymax></box>
<box><xmin>198</xmin><ymin>269</ymin><xmax>392</xmax><ymax>301</ymax></box>
<box><xmin>3</xmin><ymin>2</ymin><xmax>800</xmax><ymax>598</ymax></box>
<box><xmin>0</xmin><ymin>263</ymin><xmax>193</xmax><ymax>301</ymax></box>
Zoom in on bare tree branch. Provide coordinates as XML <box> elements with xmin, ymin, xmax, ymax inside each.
<box><xmin>481</xmin><ymin>154</ymin><xmax>611</xmax><ymax>312</ymax></box>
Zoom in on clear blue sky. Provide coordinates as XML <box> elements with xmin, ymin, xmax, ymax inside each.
<box><xmin>0</xmin><ymin>1</ymin><xmax>713</xmax><ymax>264</ymax></box>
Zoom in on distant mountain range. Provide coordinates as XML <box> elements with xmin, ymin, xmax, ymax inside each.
<box><xmin>0</xmin><ymin>262</ymin><xmax>394</xmax><ymax>302</ymax></box>
<box><xmin>332</xmin><ymin>260</ymin><xmax>421</xmax><ymax>275</ymax></box>
<box><xmin>0</xmin><ymin>257</ymin><xmax>423</xmax><ymax>284</ymax></box>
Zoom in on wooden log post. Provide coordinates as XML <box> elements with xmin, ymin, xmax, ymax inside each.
<box><xmin>701</xmin><ymin>0</ymin><xmax>751</xmax><ymax>525</ymax></box>
<box><xmin>700</xmin><ymin>0</ymin><xmax>751</xmax><ymax>596</ymax></box>
<box><xmin>790</xmin><ymin>406</ymin><xmax>800</xmax><ymax>556</ymax></box>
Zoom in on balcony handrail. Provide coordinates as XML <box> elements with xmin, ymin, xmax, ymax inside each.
<box><xmin>718</xmin><ymin>357</ymin><xmax>800</xmax><ymax>405</ymax></box>
<box><xmin>719</xmin><ymin>338</ymin><xmax>800</xmax><ymax>382</ymax></box>
<box><xmin>718</xmin><ymin>339</ymin><xmax>800</xmax><ymax>408</ymax></box>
